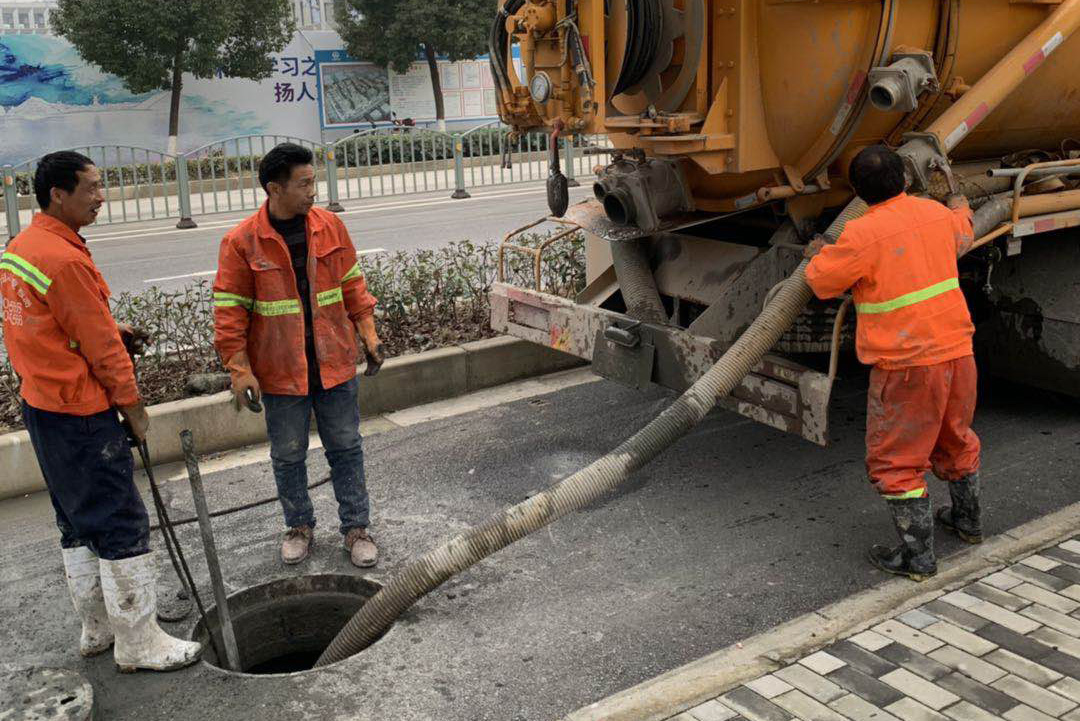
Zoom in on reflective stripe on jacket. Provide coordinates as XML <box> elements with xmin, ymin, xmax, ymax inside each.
<box><xmin>806</xmin><ymin>193</ymin><xmax>975</xmax><ymax>369</ymax></box>
<box><xmin>0</xmin><ymin>214</ymin><xmax>139</xmax><ymax>414</ymax></box>
<box><xmin>212</xmin><ymin>203</ymin><xmax>377</xmax><ymax>395</ymax></box>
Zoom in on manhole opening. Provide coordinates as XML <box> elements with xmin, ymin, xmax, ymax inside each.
<box><xmin>190</xmin><ymin>573</ymin><xmax>385</xmax><ymax>676</ymax></box>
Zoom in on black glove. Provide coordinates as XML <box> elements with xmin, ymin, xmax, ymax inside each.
<box><xmin>363</xmin><ymin>343</ymin><xmax>386</xmax><ymax>377</ymax></box>
<box><xmin>119</xmin><ymin>325</ymin><xmax>150</xmax><ymax>358</ymax></box>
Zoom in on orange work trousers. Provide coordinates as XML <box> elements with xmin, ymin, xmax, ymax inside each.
<box><xmin>865</xmin><ymin>355</ymin><xmax>981</xmax><ymax>499</ymax></box>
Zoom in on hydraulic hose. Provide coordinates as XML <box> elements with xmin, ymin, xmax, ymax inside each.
<box><xmin>610</xmin><ymin>237</ymin><xmax>669</xmax><ymax>324</ymax></box>
<box><xmin>314</xmin><ymin>199</ymin><xmax>868</xmax><ymax>668</ymax></box>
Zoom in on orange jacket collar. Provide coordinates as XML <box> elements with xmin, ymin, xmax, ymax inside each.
<box><xmin>254</xmin><ymin>202</ymin><xmax>329</xmax><ymax>243</ymax></box>
<box><xmin>30</xmin><ymin>213</ymin><xmax>90</xmax><ymax>254</ymax></box>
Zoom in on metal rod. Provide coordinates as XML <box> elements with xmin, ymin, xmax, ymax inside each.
<box><xmin>987</xmin><ymin>166</ymin><xmax>1080</xmax><ymax>178</ymax></box>
<box><xmin>180</xmin><ymin>429</ymin><xmax>242</xmax><ymax>672</ymax></box>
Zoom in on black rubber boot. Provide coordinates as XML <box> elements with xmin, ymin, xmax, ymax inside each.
<box><xmin>869</xmin><ymin>496</ymin><xmax>938</xmax><ymax>582</ymax></box>
<box><xmin>936</xmin><ymin>473</ymin><xmax>983</xmax><ymax>544</ymax></box>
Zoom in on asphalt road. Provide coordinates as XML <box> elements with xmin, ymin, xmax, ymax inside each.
<box><xmin>82</xmin><ymin>182</ymin><xmax>593</xmax><ymax>297</ymax></box>
<box><xmin>1</xmin><ymin>367</ymin><xmax>1078</xmax><ymax>720</ymax></box>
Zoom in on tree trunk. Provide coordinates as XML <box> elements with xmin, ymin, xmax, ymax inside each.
<box><xmin>167</xmin><ymin>44</ymin><xmax>184</xmax><ymax>156</ymax></box>
<box><xmin>423</xmin><ymin>43</ymin><xmax>446</xmax><ymax>132</ymax></box>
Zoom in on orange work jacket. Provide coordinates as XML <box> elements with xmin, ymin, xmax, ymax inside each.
<box><xmin>806</xmin><ymin>193</ymin><xmax>975</xmax><ymax>369</ymax></box>
<box><xmin>213</xmin><ymin>204</ymin><xmax>377</xmax><ymax>395</ymax></box>
<box><xmin>1</xmin><ymin>213</ymin><xmax>139</xmax><ymax>414</ymax></box>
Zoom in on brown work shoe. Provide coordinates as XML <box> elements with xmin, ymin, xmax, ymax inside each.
<box><xmin>281</xmin><ymin>526</ymin><xmax>313</xmax><ymax>565</ymax></box>
<box><xmin>344</xmin><ymin>527</ymin><xmax>378</xmax><ymax>568</ymax></box>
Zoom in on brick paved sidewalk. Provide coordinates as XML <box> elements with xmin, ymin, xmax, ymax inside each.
<box><xmin>672</xmin><ymin>537</ymin><xmax>1080</xmax><ymax>721</ymax></box>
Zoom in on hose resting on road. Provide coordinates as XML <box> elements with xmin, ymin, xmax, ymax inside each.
<box><xmin>314</xmin><ymin>198</ymin><xmax>869</xmax><ymax>667</ymax></box>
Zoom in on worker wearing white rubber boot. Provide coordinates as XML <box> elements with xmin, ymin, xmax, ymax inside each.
<box><xmin>2</xmin><ymin>152</ymin><xmax>202</xmax><ymax>672</ymax></box>
<box><xmin>62</xmin><ymin>546</ymin><xmax>113</xmax><ymax>656</ymax></box>
<box><xmin>100</xmin><ymin>554</ymin><xmax>202</xmax><ymax>673</ymax></box>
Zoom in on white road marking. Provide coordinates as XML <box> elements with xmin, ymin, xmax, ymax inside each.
<box><xmin>84</xmin><ymin>185</ymin><xmax>583</xmax><ymax>244</ymax></box>
<box><xmin>140</xmin><ymin>247</ymin><xmax>387</xmax><ymax>283</ymax></box>
<box><xmin>143</xmin><ymin>269</ymin><xmax>215</xmax><ymax>283</ymax></box>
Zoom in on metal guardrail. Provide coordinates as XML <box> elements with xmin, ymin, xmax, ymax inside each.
<box><xmin>1</xmin><ymin>124</ymin><xmax>615</xmax><ymax>240</ymax></box>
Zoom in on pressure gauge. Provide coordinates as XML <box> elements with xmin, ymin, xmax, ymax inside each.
<box><xmin>529</xmin><ymin>72</ymin><xmax>552</xmax><ymax>103</ymax></box>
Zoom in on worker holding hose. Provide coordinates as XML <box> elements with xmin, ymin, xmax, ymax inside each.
<box><xmin>804</xmin><ymin>145</ymin><xmax>983</xmax><ymax>582</ymax></box>
<box><xmin>0</xmin><ymin>151</ymin><xmax>202</xmax><ymax>671</ymax></box>
<box><xmin>213</xmin><ymin>143</ymin><xmax>384</xmax><ymax>568</ymax></box>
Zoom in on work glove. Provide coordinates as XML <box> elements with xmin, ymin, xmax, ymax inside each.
<box><xmin>117</xmin><ymin>323</ymin><xmax>150</xmax><ymax>359</ymax></box>
<box><xmin>118</xmin><ymin>402</ymin><xmax>150</xmax><ymax>442</ymax></box>
<box><xmin>803</xmin><ymin>234</ymin><xmax>828</xmax><ymax>260</ymax></box>
<box><xmin>945</xmin><ymin>193</ymin><xmax>969</xmax><ymax>210</ymax></box>
<box><xmin>354</xmin><ymin>315</ymin><xmax>385</xmax><ymax>377</ymax></box>
<box><xmin>226</xmin><ymin>351</ymin><xmax>262</xmax><ymax>412</ymax></box>
<box><xmin>363</xmin><ymin>342</ymin><xmax>386</xmax><ymax>377</ymax></box>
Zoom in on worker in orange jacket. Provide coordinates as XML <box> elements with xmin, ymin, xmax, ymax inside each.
<box><xmin>213</xmin><ymin>143</ymin><xmax>384</xmax><ymax>568</ymax></box>
<box><xmin>1</xmin><ymin>151</ymin><xmax>201</xmax><ymax>670</ymax></box>
<box><xmin>805</xmin><ymin>145</ymin><xmax>982</xmax><ymax>582</ymax></box>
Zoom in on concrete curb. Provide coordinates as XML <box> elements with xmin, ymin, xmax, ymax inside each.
<box><xmin>564</xmin><ymin>500</ymin><xmax>1080</xmax><ymax>721</ymax></box>
<box><xmin>0</xmin><ymin>336</ymin><xmax>583</xmax><ymax>501</ymax></box>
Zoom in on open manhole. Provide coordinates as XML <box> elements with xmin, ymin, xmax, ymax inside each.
<box><xmin>191</xmin><ymin>574</ymin><xmax>385</xmax><ymax>676</ymax></box>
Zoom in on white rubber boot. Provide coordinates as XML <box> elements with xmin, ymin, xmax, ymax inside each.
<box><xmin>61</xmin><ymin>546</ymin><xmax>114</xmax><ymax>657</ymax></box>
<box><xmin>99</xmin><ymin>553</ymin><xmax>203</xmax><ymax>673</ymax></box>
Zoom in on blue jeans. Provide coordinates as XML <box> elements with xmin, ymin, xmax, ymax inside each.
<box><xmin>262</xmin><ymin>376</ymin><xmax>369</xmax><ymax>534</ymax></box>
<box><xmin>22</xmin><ymin>402</ymin><xmax>150</xmax><ymax>560</ymax></box>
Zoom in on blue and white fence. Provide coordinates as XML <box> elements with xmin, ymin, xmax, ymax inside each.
<box><xmin>1</xmin><ymin>122</ymin><xmax>613</xmax><ymax>240</ymax></box>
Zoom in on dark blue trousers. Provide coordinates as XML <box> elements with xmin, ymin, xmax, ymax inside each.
<box><xmin>22</xmin><ymin>402</ymin><xmax>150</xmax><ymax>560</ymax></box>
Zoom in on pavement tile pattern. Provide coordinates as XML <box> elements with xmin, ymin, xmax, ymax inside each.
<box><xmin>671</xmin><ymin>536</ymin><xmax>1080</xmax><ymax>721</ymax></box>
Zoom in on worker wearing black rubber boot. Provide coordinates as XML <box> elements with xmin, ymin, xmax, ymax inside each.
<box><xmin>936</xmin><ymin>472</ymin><xmax>982</xmax><ymax>544</ymax></box>
<box><xmin>868</xmin><ymin>496</ymin><xmax>938</xmax><ymax>582</ymax></box>
<box><xmin>805</xmin><ymin>146</ymin><xmax>983</xmax><ymax>583</ymax></box>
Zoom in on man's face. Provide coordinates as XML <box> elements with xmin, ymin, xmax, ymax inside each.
<box><xmin>271</xmin><ymin>164</ymin><xmax>316</xmax><ymax>216</ymax></box>
<box><xmin>53</xmin><ymin>165</ymin><xmax>104</xmax><ymax>229</ymax></box>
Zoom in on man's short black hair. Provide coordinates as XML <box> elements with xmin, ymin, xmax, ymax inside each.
<box><xmin>258</xmin><ymin>143</ymin><xmax>314</xmax><ymax>191</ymax></box>
<box><xmin>34</xmin><ymin>151</ymin><xmax>94</xmax><ymax>209</ymax></box>
<box><xmin>849</xmin><ymin>145</ymin><xmax>907</xmax><ymax>205</ymax></box>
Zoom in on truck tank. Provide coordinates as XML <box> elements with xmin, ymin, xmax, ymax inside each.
<box><xmin>489</xmin><ymin>0</ymin><xmax>1080</xmax><ymax>445</ymax></box>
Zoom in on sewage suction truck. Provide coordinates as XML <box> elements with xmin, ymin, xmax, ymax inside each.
<box><xmin>488</xmin><ymin>0</ymin><xmax>1080</xmax><ymax>445</ymax></box>
<box><xmin>314</xmin><ymin>0</ymin><xmax>1080</xmax><ymax>664</ymax></box>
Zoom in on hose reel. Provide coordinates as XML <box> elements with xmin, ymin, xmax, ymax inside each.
<box><xmin>606</xmin><ymin>0</ymin><xmax>706</xmax><ymax>115</ymax></box>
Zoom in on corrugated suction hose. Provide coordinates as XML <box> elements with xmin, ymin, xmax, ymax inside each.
<box><xmin>971</xmin><ymin>192</ymin><xmax>1013</xmax><ymax>239</ymax></box>
<box><xmin>610</xmin><ymin>237</ymin><xmax>670</xmax><ymax>324</ymax></box>
<box><xmin>314</xmin><ymin>199</ymin><xmax>869</xmax><ymax>668</ymax></box>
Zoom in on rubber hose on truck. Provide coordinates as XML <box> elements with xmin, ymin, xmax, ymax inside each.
<box><xmin>970</xmin><ymin>192</ymin><xmax>1015</xmax><ymax>239</ymax></box>
<box><xmin>313</xmin><ymin>198</ymin><xmax>870</xmax><ymax>668</ymax></box>
<box><xmin>610</xmin><ymin>237</ymin><xmax>670</xmax><ymax>324</ymax></box>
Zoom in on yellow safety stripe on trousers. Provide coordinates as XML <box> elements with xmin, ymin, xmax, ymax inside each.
<box><xmin>213</xmin><ymin>291</ymin><xmax>253</xmax><ymax>310</ymax></box>
<box><xmin>882</xmin><ymin>488</ymin><xmax>928</xmax><ymax>500</ymax></box>
<box><xmin>0</xmin><ymin>252</ymin><xmax>52</xmax><ymax>295</ymax></box>
<box><xmin>316</xmin><ymin>287</ymin><xmax>343</xmax><ymax>306</ymax></box>
<box><xmin>341</xmin><ymin>262</ymin><xmax>362</xmax><ymax>283</ymax></box>
<box><xmin>856</xmin><ymin>278</ymin><xmax>960</xmax><ymax>315</ymax></box>
<box><xmin>253</xmin><ymin>298</ymin><xmax>302</xmax><ymax>316</ymax></box>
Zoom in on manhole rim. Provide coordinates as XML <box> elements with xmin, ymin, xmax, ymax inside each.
<box><xmin>186</xmin><ymin>572</ymin><xmax>391</xmax><ymax>678</ymax></box>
